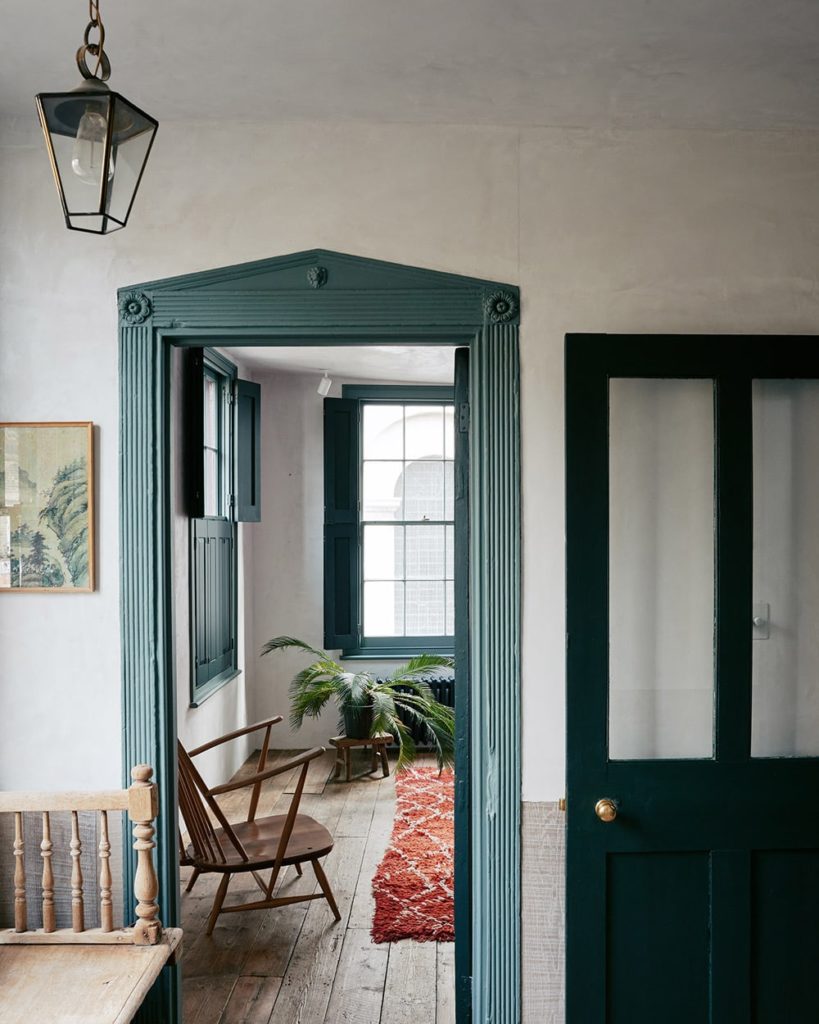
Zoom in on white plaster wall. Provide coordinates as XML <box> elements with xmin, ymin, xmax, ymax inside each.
<box><xmin>1</xmin><ymin>118</ymin><xmax>819</xmax><ymax>800</ymax></box>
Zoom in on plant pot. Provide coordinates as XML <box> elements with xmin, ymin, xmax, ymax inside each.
<box><xmin>342</xmin><ymin>702</ymin><xmax>373</xmax><ymax>740</ymax></box>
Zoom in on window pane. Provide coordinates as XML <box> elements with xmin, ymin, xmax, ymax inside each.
<box><xmin>406</xmin><ymin>581</ymin><xmax>446</xmax><ymax>635</ymax></box>
<box><xmin>608</xmin><ymin>378</ymin><xmax>715</xmax><ymax>760</ymax></box>
<box><xmin>406</xmin><ymin>525</ymin><xmax>445</xmax><ymax>580</ymax></box>
<box><xmin>204</xmin><ymin>448</ymin><xmax>219</xmax><ymax>517</ymax></box>
<box><xmin>364</xmin><ymin>525</ymin><xmax>404</xmax><ymax>581</ymax></box>
<box><xmin>446</xmin><ymin>525</ymin><xmax>454</xmax><ymax>580</ymax></box>
<box><xmin>752</xmin><ymin>379</ymin><xmax>819</xmax><ymax>757</ymax></box>
<box><xmin>446</xmin><ymin>580</ymin><xmax>455</xmax><ymax>635</ymax></box>
<box><xmin>404</xmin><ymin>461</ymin><xmax>444</xmax><ymax>521</ymax></box>
<box><xmin>363</xmin><ymin>462</ymin><xmax>404</xmax><ymax>520</ymax></box>
<box><xmin>444</xmin><ymin>406</ymin><xmax>455</xmax><ymax>460</ymax></box>
<box><xmin>364</xmin><ymin>581</ymin><xmax>404</xmax><ymax>636</ymax></box>
<box><xmin>204</xmin><ymin>376</ymin><xmax>218</xmax><ymax>448</ymax></box>
<box><xmin>405</xmin><ymin>406</ymin><xmax>445</xmax><ymax>460</ymax></box>
<box><xmin>363</xmin><ymin>405</ymin><xmax>404</xmax><ymax>460</ymax></box>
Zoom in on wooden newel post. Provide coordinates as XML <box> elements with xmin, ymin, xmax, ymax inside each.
<box><xmin>128</xmin><ymin>764</ymin><xmax>163</xmax><ymax>945</ymax></box>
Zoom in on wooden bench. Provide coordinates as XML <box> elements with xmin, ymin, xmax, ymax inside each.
<box><xmin>0</xmin><ymin>765</ymin><xmax>182</xmax><ymax>1024</ymax></box>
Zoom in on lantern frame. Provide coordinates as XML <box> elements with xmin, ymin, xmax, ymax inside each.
<box><xmin>36</xmin><ymin>79</ymin><xmax>158</xmax><ymax>235</ymax></box>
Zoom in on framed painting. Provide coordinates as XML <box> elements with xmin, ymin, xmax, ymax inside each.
<box><xmin>0</xmin><ymin>422</ymin><xmax>95</xmax><ymax>592</ymax></box>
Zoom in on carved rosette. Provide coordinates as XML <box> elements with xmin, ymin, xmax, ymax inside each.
<box><xmin>483</xmin><ymin>289</ymin><xmax>518</xmax><ymax>324</ymax></box>
<box><xmin>119</xmin><ymin>291</ymin><xmax>153</xmax><ymax>325</ymax></box>
<box><xmin>307</xmin><ymin>265</ymin><xmax>328</xmax><ymax>289</ymax></box>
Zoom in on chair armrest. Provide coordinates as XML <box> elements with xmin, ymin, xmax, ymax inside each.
<box><xmin>209</xmin><ymin>747</ymin><xmax>326</xmax><ymax>795</ymax></box>
<box><xmin>188</xmin><ymin>716</ymin><xmax>284</xmax><ymax>757</ymax></box>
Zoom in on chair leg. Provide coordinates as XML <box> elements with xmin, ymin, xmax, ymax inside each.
<box><xmin>294</xmin><ymin>862</ymin><xmax>303</xmax><ymax>876</ymax></box>
<box><xmin>312</xmin><ymin>858</ymin><xmax>341</xmax><ymax>921</ymax></box>
<box><xmin>264</xmin><ymin>864</ymin><xmax>282</xmax><ymax>900</ymax></box>
<box><xmin>185</xmin><ymin>867</ymin><xmax>201</xmax><ymax>893</ymax></box>
<box><xmin>206</xmin><ymin>874</ymin><xmax>231</xmax><ymax>936</ymax></box>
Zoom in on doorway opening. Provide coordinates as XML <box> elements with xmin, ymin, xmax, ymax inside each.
<box><xmin>173</xmin><ymin>342</ymin><xmax>464</xmax><ymax>1021</ymax></box>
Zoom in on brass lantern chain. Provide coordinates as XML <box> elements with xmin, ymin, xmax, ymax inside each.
<box><xmin>77</xmin><ymin>0</ymin><xmax>111</xmax><ymax>82</ymax></box>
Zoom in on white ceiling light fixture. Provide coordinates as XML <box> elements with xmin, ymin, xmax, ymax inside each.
<box><xmin>317</xmin><ymin>372</ymin><xmax>333</xmax><ymax>397</ymax></box>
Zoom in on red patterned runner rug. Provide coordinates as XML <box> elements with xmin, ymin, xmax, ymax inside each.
<box><xmin>371</xmin><ymin>767</ymin><xmax>455</xmax><ymax>943</ymax></box>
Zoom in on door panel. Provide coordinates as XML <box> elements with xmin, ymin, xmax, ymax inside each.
<box><xmin>566</xmin><ymin>336</ymin><xmax>819</xmax><ymax>1024</ymax></box>
<box><xmin>607</xmin><ymin>853</ymin><xmax>710</xmax><ymax>1024</ymax></box>
<box><xmin>752</xmin><ymin>850</ymin><xmax>819</xmax><ymax>1022</ymax></box>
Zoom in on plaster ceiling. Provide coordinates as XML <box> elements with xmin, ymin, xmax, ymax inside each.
<box><xmin>229</xmin><ymin>345</ymin><xmax>455</xmax><ymax>384</ymax></box>
<box><xmin>4</xmin><ymin>0</ymin><xmax>819</xmax><ymax>130</ymax></box>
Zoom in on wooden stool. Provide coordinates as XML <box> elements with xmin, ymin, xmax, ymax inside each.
<box><xmin>330</xmin><ymin>733</ymin><xmax>393</xmax><ymax>782</ymax></box>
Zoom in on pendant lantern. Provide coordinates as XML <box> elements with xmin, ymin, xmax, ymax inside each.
<box><xmin>35</xmin><ymin>1</ymin><xmax>158</xmax><ymax>234</ymax></box>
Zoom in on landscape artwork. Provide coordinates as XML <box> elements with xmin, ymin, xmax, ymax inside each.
<box><xmin>0</xmin><ymin>423</ymin><xmax>94</xmax><ymax>592</ymax></box>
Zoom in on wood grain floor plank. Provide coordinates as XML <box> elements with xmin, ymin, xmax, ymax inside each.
<box><xmin>347</xmin><ymin>778</ymin><xmax>395</xmax><ymax>931</ymax></box>
<box><xmin>436</xmin><ymin>943</ymin><xmax>456</xmax><ymax>1024</ymax></box>
<box><xmin>219</xmin><ymin>975</ymin><xmax>282</xmax><ymax>1024</ymax></box>
<box><xmin>183</xmin><ymin>974</ymin><xmax>237</xmax><ymax>1024</ymax></box>
<box><xmin>322</xmin><ymin>927</ymin><xmax>389</xmax><ymax>1024</ymax></box>
<box><xmin>380</xmin><ymin>940</ymin><xmax>438</xmax><ymax>1024</ymax></box>
<box><xmin>265</xmin><ymin>836</ymin><xmax>366</xmax><ymax>1024</ymax></box>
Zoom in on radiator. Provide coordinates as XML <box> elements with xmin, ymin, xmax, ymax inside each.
<box><xmin>389</xmin><ymin>674</ymin><xmax>455</xmax><ymax>747</ymax></box>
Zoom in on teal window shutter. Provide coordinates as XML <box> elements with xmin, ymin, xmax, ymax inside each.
<box><xmin>191</xmin><ymin>517</ymin><xmax>235</xmax><ymax>691</ymax></box>
<box><xmin>235</xmin><ymin>379</ymin><xmax>261</xmax><ymax>522</ymax></box>
<box><xmin>324</xmin><ymin>398</ymin><xmax>360</xmax><ymax>649</ymax></box>
<box><xmin>183</xmin><ymin>347</ymin><xmax>205</xmax><ymax>518</ymax></box>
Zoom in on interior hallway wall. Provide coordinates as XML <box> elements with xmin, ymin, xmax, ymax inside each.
<box><xmin>2</xmin><ymin>115</ymin><xmax>819</xmax><ymax>1020</ymax></box>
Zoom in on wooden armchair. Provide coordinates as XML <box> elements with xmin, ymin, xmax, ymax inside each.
<box><xmin>0</xmin><ymin>765</ymin><xmax>181</xmax><ymax>1024</ymax></box>
<box><xmin>178</xmin><ymin>717</ymin><xmax>341</xmax><ymax>936</ymax></box>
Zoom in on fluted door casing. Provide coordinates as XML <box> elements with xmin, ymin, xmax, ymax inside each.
<box><xmin>470</xmin><ymin>324</ymin><xmax>522</xmax><ymax>1024</ymax></box>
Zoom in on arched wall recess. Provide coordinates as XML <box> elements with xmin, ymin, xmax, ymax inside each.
<box><xmin>118</xmin><ymin>249</ymin><xmax>521</xmax><ymax>1022</ymax></box>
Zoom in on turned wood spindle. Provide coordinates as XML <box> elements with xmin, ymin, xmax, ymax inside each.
<box><xmin>70</xmin><ymin>810</ymin><xmax>85</xmax><ymax>932</ymax></box>
<box><xmin>99</xmin><ymin>809</ymin><xmax>113</xmax><ymax>932</ymax></box>
<box><xmin>41</xmin><ymin>811</ymin><xmax>55</xmax><ymax>933</ymax></box>
<box><xmin>129</xmin><ymin>764</ymin><xmax>162</xmax><ymax>945</ymax></box>
<box><xmin>13</xmin><ymin>811</ymin><xmax>27</xmax><ymax>933</ymax></box>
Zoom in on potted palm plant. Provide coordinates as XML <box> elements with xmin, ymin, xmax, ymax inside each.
<box><xmin>260</xmin><ymin>636</ymin><xmax>455</xmax><ymax>771</ymax></box>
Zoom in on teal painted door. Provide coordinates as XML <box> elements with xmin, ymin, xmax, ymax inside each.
<box><xmin>566</xmin><ymin>335</ymin><xmax>819</xmax><ymax>1023</ymax></box>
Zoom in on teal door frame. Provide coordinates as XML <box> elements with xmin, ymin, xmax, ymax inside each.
<box><xmin>118</xmin><ymin>250</ymin><xmax>521</xmax><ymax>1023</ymax></box>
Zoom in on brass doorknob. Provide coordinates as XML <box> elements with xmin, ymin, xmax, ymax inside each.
<box><xmin>594</xmin><ymin>798</ymin><xmax>618</xmax><ymax>822</ymax></box>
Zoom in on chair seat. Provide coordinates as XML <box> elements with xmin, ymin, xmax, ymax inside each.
<box><xmin>186</xmin><ymin>813</ymin><xmax>334</xmax><ymax>871</ymax></box>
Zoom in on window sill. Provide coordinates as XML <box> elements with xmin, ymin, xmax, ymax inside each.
<box><xmin>341</xmin><ymin>648</ymin><xmax>455</xmax><ymax>662</ymax></box>
<box><xmin>190</xmin><ymin>668</ymin><xmax>241</xmax><ymax>708</ymax></box>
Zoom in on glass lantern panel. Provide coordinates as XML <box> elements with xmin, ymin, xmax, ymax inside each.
<box><xmin>38</xmin><ymin>93</ymin><xmax>114</xmax><ymax>219</ymax></box>
<box><xmin>104</xmin><ymin>95</ymin><xmax>157</xmax><ymax>227</ymax></box>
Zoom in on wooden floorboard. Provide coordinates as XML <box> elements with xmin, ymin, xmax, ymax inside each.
<box><xmin>381</xmin><ymin>940</ymin><xmax>438</xmax><ymax>1024</ymax></box>
<box><xmin>181</xmin><ymin>749</ymin><xmax>453</xmax><ymax>1024</ymax></box>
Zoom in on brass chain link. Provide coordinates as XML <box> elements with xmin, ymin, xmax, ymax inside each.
<box><xmin>78</xmin><ymin>0</ymin><xmax>109</xmax><ymax>80</ymax></box>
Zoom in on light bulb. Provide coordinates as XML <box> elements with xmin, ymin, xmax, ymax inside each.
<box><xmin>71</xmin><ymin>107</ymin><xmax>115</xmax><ymax>185</ymax></box>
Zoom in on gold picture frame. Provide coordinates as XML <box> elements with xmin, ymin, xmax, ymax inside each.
<box><xmin>0</xmin><ymin>422</ymin><xmax>95</xmax><ymax>593</ymax></box>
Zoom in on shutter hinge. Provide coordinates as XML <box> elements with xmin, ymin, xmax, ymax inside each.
<box><xmin>458</xmin><ymin>402</ymin><xmax>470</xmax><ymax>433</ymax></box>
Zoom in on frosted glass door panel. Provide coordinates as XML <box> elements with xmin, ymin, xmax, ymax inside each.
<box><xmin>609</xmin><ymin>379</ymin><xmax>715</xmax><ymax>760</ymax></box>
<box><xmin>752</xmin><ymin>380</ymin><xmax>819</xmax><ymax>757</ymax></box>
